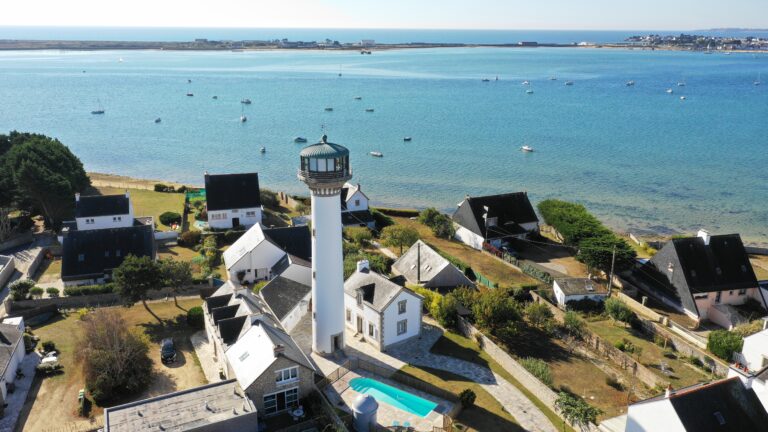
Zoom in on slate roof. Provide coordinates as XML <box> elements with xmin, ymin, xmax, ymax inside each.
<box><xmin>75</xmin><ymin>194</ymin><xmax>130</xmax><ymax>218</ymax></box>
<box><xmin>634</xmin><ymin>378</ymin><xmax>768</xmax><ymax>432</ymax></box>
<box><xmin>263</xmin><ymin>226</ymin><xmax>312</xmax><ymax>262</ymax></box>
<box><xmin>667</xmin><ymin>234</ymin><xmax>757</xmax><ymax>293</ymax></box>
<box><xmin>61</xmin><ymin>224</ymin><xmax>155</xmax><ymax>281</ymax></box>
<box><xmin>452</xmin><ymin>192</ymin><xmax>538</xmax><ymax>239</ymax></box>
<box><xmin>0</xmin><ymin>323</ymin><xmax>22</xmax><ymax>378</ymax></box>
<box><xmin>204</xmin><ymin>173</ymin><xmax>261</xmax><ymax>211</ymax></box>
<box><xmin>393</xmin><ymin>240</ymin><xmax>451</xmax><ymax>283</ymax></box>
<box><xmin>555</xmin><ymin>278</ymin><xmax>609</xmax><ymax>296</ymax></box>
<box><xmin>344</xmin><ymin>268</ymin><xmax>421</xmax><ymax>312</ymax></box>
<box><xmin>260</xmin><ymin>275</ymin><xmax>311</xmax><ymax>321</ymax></box>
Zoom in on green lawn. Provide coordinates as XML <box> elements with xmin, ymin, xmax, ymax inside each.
<box><xmin>430</xmin><ymin>331</ymin><xmax>576</xmax><ymax>432</ymax></box>
<box><xmin>396</xmin><ymin>365</ymin><xmax>524</xmax><ymax>432</ymax></box>
<box><xmin>157</xmin><ymin>244</ymin><xmax>228</xmax><ymax>279</ymax></box>
<box><xmin>586</xmin><ymin>318</ymin><xmax>713</xmax><ymax>386</ymax></box>
<box><xmin>94</xmin><ymin>186</ymin><xmax>185</xmax><ymax>231</ymax></box>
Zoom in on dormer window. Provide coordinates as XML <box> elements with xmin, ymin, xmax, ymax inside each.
<box><xmin>690</xmin><ymin>270</ymin><xmax>696</xmax><ymax>277</ymax></box>
<box><xmin>667</xmin><ymin>262</ymin><xmax>674</xmax><ymax>272</ymax></box>
<box><xmin>715</xmin><ymin>267</ymin><xmax>722</xmax><ymax>276</ymax></box>
<box><xmin>78</xmin><ymin>254</ymin><xmax>85</xmax><ymax>262</ymax></box>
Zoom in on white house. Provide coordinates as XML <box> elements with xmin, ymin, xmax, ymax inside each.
<box><xmin>344</xmin><ymin>261</ymin><xmax>423</xmax><ymax>351</ymax></box>
<box><xmin>73</xmin><ymin>192</ymin><xmax>134</xmax><ymax>231</ymax></box>
<box><xmin>205</xmin><ymin>172</ymin><xmax>263</xmax><ymax>230</ymax></box>
<box><xmin>552</xmin><ymin>278</ymin><xmax>609</xmax><ymax>308</ymax></box>
<box><xmin>0</xmin><ymin>323</ymin><xmax>25</xmax><ymax>410</ymax></box>
<box><xmin>729</xmin><ymin>323</ymin><xmax>768</xmax><ymax>410</ymax></box>
<box><xmin>222</xmin><ymin>224</ymin><xmax>311</xmax><ymax>284</ymax></box>
<box><xmin>625</xmin><ymin>378</ymin><xmax>768</xmax><ymax>431</ymax></box>
<box><xmin>392</xmin><ymin>240</ymin><xmax>474</xmax><ymax>289</ymax></box>
<box><xmin>340</xmin><ymin>183</ymin><xmax>375</xmax><ymax>229</ymax></box>
<box><xmin>452</xmin><ymin>192</ymin><xmax>539</xmax><ymax>250</ymax></box>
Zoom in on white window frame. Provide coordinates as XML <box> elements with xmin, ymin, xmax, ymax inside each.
<box><xmin>398</xmin><ymin>300</ymin><xmax>407</xmax><ymax>315</ymax></box>
<box><xmin>275</xmin><ymin>366</ymin><xmax>299</xmax><ymax>385</ymax></box>
<box><xmin>397</xmin><ymin>319</ymin><xmax>407</xmax><ymax>335</ymax></box>
<box><xmin>263</xmin><ymin>387</ymin><xmax>299</xmax><ymax>415</ymax></box>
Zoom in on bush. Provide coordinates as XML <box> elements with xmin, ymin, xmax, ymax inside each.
<box><xmin>223</xmin><ymin>229</ymin><xmax>242</xmax><ymax>244</ymax></box>
<box><xmin>76</xmin><ymin>308</ymin><xmax>90</xmax><ymax>320</ymax></box>
<box><xmin>707</xmin><ymin>330</ymin><xmax>743</xmax><ymax>361</ymax></box>
<box><xmin>187</xmin><ymin>306</ymin><xmax>204</xmax><ymax>330</ymax></box>
<box><xmin>525</xmin><ymin>302</ymin><xmax>555</xmax><ymax>332</ymax></box>
<box><xmin>9</xmin><ymin>279</ymin><xmax>35</xmax><ymax>300</ymax></box>
<box><xmin>64</xmin><ymin>283</ymin><xmax>115</xmax><ymax>297</ymax></box>
<box><xmin>605</xmin><ymin>297</ymin><xmax>635</xmax><ymax>325</ymax></box>
<box><xmin>432</xmin><ymin>294</ymin><xmax>459</xmax><ymax>330</ymax></box>
<box><xmin>260</xmin><ymin>188</ymin><xmax>278</xmax><ymax>209</ymax></box>
<box><xmin>605</xmin><ymin>375</ymin><xmax>624</xmax><ymax>391</ymax></box>
<box><xmin>563</xmin><ymin>311</ymin><xmax>586</xmax><ymax>339</ymax></box>
<box><xmin>458</xmin><ymin>388</ymin><xmax>476</xmax><ymax>408</ymax></box>
<box><xmin>46</xmin><ymin>287</ymin><xmax>60</xmax><ymax>298</ymax></box>
<box><xmin>345</xmin><ymin>227</ymin><xmax>373</xmax><ymax>246</ymax></box>
<box><xmin>36</xmin><ymin>362</ymin><xmax>63</xmax><ymax>376</ymax></box>
<box><xmin>179</xmin><ymin>230</ymin><xmax>202</xmax><ymax>247</ymax></box>
<box><xmin>159</xmin><ymin>211</ymin><xmax>182</xmax><ymax>226</ymax></box>
<box><xmin>370</xmin><ymin>208</ymin><xmax>394</xmax><ymax>230</ymax></box>
<box><xmin>29</xmin><ymin>287</ymin><xmax>44</xmax><ymax>299</ymax></box>
<box><xmin>42</xmin><ymin>340</ymin><xmax>56</xmax><ymax>353</ymax></box>
<box><xmin>472</xmin><ymin>289</ymin><xmax>522</xmax><ymax>336</ymax></box>
<box><xmin>154</xmin><ymin>183</ymin><xmax>175</xmax><ymax>192</ymax></box>
<box><xmin>520</xmin><ymin>357</ymin><xmax>553</xmax><ymax>386</ymax></box>
<box><xmin>566</xmin><ymin>297</ymin><xmax>605</xmax><ymax>313</ymax></box>
<box><xmin>418</xmin><ymin>208</ymin><xmax>456</xmax><ymax>239</ymax></box>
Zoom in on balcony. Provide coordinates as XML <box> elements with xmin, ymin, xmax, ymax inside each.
<box><xmin>297</xmin><ymin>168</ymin><xmax>352</xmax><ymax>184</ymax></box>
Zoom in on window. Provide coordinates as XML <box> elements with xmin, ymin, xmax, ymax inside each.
<box><xmin>397</xmin><ymin>319</ymin><xmax>407</xmax><ymax>335</ymax></box>
<box><xmin>317</xmin><ymin>158</ymin><xmax>327</xmax><ymax>172</ymax></box>
<box><xmin>715</xmin><ymin>267</ymin><xmax>722</xmax><ymax>276</ymax></box>
<box><xmin>398</xmin><ymin>300</ymin><xmax>407</xmax><ymax>314</ymax></box>
<box><xmin>285</xmin><ymin>387</ymin><xmax>298</xmax><ymax>407</ymax></box>
<box><xmin>346</xmin><ymin>309</ymin><xmax>351</xmax><ymax>322</ymax></box>
<box><xmin>355</xmin><ymin>199</ymin><xmax>360</xmax><ymax>207</ymax></box>
<box><xmin>246</xmin><ymin>211</ymin><xmax>256</xmax><ymax>217</ymax></box>
<box><xmin>368</xmin><ymin>323</ymin><xmax>375</xmax><ymax>337</ymax></box>
<box><xmin>276</xmin><ymin>367</ymin><xmax>299</xmax><ymax>384</ymax></box>
<box><xmin>694</xmin><ymin>293</ymin><xmax>708</xmax><ymax>299</ymax></box>
<box><xmin>264</xmin><ymin>394</ymin><xmax>277</xmax><ymax>414</ymax></box>
<box><xmin>104</xmin><ymin>251</ymin><xmax>110</xmax><ymax>257</ymax></box>
<box><xmin>309</xmin><ymin>158</ymin><xmax>318</xmax><ymax>171</ymax></box>
<box><xmin>715</xmin><ymin>291</ymin><xmax>722</xmax><ymax>303</ymax></box>
<box><xmin>232</xmin><ymin>209</ymin><xmax>239</xmax><ymax>213</ymax></box>
<box><xmin>738</xmin><ymin>289</ymin><xmax>747</xmax><ymax>296</ymax></box>
<box><xmin>116</xmin><ymin>249</ymin><xmax>121</xmax><ymax>257</ymax></box>
<box><xmin>112</xmin><ymin>216</ymin><xmax>122</xmax><ymax>222</ymax></box>
<box><xmin>356</xmin><ymin>291</ymin><xmax>362</xmax><ymax>306</ymax></box>
<box><xmin>78</xmin><ymin>254</ymin><xmax>85</xmax><ymax>262</ymax></box>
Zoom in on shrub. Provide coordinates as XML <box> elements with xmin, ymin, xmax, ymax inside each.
<box><xmin>294</xmin><ymin>202</ymin><xmax>309</xmax><ymax>215</ymax></box>
<box><xmin>179</xmin><ymin>230</ymin><xmax>202</xmax><ymax>247</ymax></box>
<box><xmin>345</xmin><ymin>227</ymin><xmax>373</xmax><ymax>246</ymax></box>
<box><xmin>707</xmin><ymin>330</ymin><xmax>743</xmax><ymax>361</ymax></box>
<box><xmin>520</xmin><ymin>357</ymin><xmax>553</xmax><ymax>386</ymax></box>
<box><xmin>260</xmin><ymin>188</ymin><xmax>278</xmax><ymax>209</ymax></box>
<box><xmin>733</xmin><ymin>320</ymin><xmax>765</xmax><ymax>338</ymax></box>
<box><xmin>46</xmin><ymin>287</ymin><xmax>60</xmax><ymax>298</ymax></box>
<box><xmin>36</xmin><ymin>362</ymin><xmax>63</xmax><ymax>376</ymax></box>
<box><xmin>458</xmin><ymin>389</ymin><xmax>476</xmax><ymax>408</ymax></box>
<box><xmin>29</xmin><ymin>287</ymin><xmax>44</xmax><ymax>299</ymax></box>
<box><xmin>419</xmin><ymin>208</ymin><xmax>456</xmax><ymax>239</ymax></box>
<box><xmin>472</xmin><ymin>289</ymin><xmax>522</xmax><ymax>336</ymax></box>
<box><xmin>525</xmin><ymin>302</ymin><xmax>555</xmax><ymax>332</ymax></box>
<box><xmin>370</xmin><ymin>208</ymin><xmax>394</xmax><ymax>230</ymax></box>
<box><xmin>432</xmin><ymin>294</ymin><xmax>459</xmax><ymax>330</ymax></box>
<box><xmin>154</xmin><ymin>183</ymin><xmax>175</xmax><ymax>192</ymax></box>
<box><xmin>64</xmin><ymin>283</ymin><xmax>115</xmax><ymax>296</ymax></box>
<box><xmin>605</xmin><ymin>297</ymin><xmax>635</xmax><ymax>325</ymax></box>
<box><xmin>223</xmin><ymin>229</ymin><xmax>242</xmax><ymax>244</ymax></box>
<box><xmin>605</xmin><ymin>375</ymin><xmax>624</xmax><ymax>391</ymax></box>
<box><xmin>159</xmin><ymin>211</ymin><xmax>182</xmax><ymax>226</ymax></box>
<box><xmin>76</xmin><ymin>308</ymin><xmax>90</xmax><ymax>320</ymax></box>
<box><xmin>9</xmin><ymin>279</ymin><xmax>35</xmax><ymax>300</ymax></box>
<box><xmin>380</xmin><ymin>225</ymin><xmax>419</xmax><ymax>255</ymax></box>
<box><xmin>187</xmin><ymin>306</ymin><xmax>204</xmax><ymax>330</ymax></box>
<box><xmin>563</xmin><ymin>311</ymin><xmax>586</xmax><ymax>339</ymax></box>
<box><xmin>554</xmin><ymin>392</ymin><xmax>602</xmax><ymax>429</ymax></box>
<box><xmin>41</xmin><ymin>340</ymin><xmax>56</xmax><ymax>353</ymax></box>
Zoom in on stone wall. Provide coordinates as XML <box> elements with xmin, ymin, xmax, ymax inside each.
<box><xmin>0</xmin><ymin>232</ymin><xmax>33</xmax><ymax>253</ymax></box>
<box><xmin>0</xmin><ymin>255</ymin><xmax>15</xmax><ymax>289</ymax></box>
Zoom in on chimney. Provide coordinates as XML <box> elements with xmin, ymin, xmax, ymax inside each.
<box><xmin>273</xmin><ymin>344</ymin><xmax>285</xmax><ymax>356</ymax></box>
<box><xmin>357</xmin><ymin>260</ymin><xmax>370</xmax><ymax>273</ymax></box>
<box><xmin>697</xmin><ymin>229</ymin><xmax>711</xmax><ymax>246</ymax></box>
<box><xmin>75</xmin><ymin>192</ymin><xmax>80</xmax><ymax>202</ymax></box>
<box><xmin>357</xmin><ymin>183</ymin><xmax>361</xmax><ymax>191</ymax></box>
<box><xmin>665</xmin><ymin>384</ymin><xmax>674</xmax><ymax>398</ymax></box>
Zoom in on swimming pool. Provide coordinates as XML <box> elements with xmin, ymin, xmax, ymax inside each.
<box><xmin>349</xmin><ymin>377</ymin><xmax>438</xmax><ymax>418</ymax></box>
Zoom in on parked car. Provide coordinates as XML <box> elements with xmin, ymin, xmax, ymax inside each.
<box><xmin>160</xmin><ymin>338</ymin><xmax>177</xmax><ymax>364</ymax></box>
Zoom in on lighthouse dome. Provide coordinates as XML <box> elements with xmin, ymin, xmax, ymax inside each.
<box><xmin>299</xmin><ymin>135</ymin><xmax>349</xmax><ymax>159</ymax></box>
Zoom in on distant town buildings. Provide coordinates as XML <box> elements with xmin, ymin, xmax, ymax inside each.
<box><xmin>625</xmin><ymin>33</ymin><xmax>768</xmax><ymax>51</ymax></box>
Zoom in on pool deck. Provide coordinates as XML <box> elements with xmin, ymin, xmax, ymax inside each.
<box><xmin>325</xmin><ymin>370</ymin><xmax>450</xmax><ymax>431</ymax></box>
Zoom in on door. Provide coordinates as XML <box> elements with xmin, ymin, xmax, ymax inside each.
<box><xmin>276</xmin><ymin>391</ymin><xmax>286</xmax><ymax>412</ymax></box>
<box><xmin>715</xmin><ymin>291</ymin><xmax>722</xmax><ymax>303</ymax></box>
<box><xmin>232</xmin><ymin>217</ymin><xmax>240</xmax><ymax>227</ymax></box>
<box><xmin>356</xmin><ymin>316</ymin><xmax>363</xmax><ymax>334</ymax></box>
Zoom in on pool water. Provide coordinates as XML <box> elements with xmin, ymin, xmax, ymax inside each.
<box><xmin>349</xmin><ymin>377</ymin><xmax>438</xmax><ymax>418</ymax></box>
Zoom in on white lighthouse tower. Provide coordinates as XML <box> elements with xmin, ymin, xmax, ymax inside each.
<box><xmin>298</xmin><ymin>135</ymin><xmax>352</xmax><ymax>355</ymax></box>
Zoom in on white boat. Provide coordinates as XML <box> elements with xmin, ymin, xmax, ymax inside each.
<box><xmin>260</xmin><ymin>147</ymin><xmax>266</xmax><ymax>153</ymax></box>
<box><xmin>154</xmin><ymin>118</ymin><xmax>161</xmax><ymax>123</ymax></box>
<box><xmin>521</xmin><ymin>145</ymin><xmax>534</xmax><ymax>152</ymax></box>
<box><xmin>626</xmin><ymin>81</ymin><xmax>635</xmax><ymax>86</ymax></box>
<box><xmin>241</xmin><ymin>99</ymin><xmax>252</xmax><ymax>105</ymax></box>
<box><xmin>118</xmin><ymin>57</ymin><xmax>124</xmax><ymax>63</ymax></box>
<box><xmin>666</xmin><ymin>89</ymin><xmax>674</xmax><ymax>94</ymax></box>
<box><xmin>565</xmin><ymin>81</ymin><xmax>574</xmax><ymax>86</ymax></box>
<box><xmin>526</xmin><ymin>89</ymin><xmax>534</xmax><ymax>94</ymax></box>
<box><xmin>724</xmin><ymin>52</ymin><xmax>731</xmax><ymax>55</ymax></box>
<box><xmin>522</xmin><ymin>81</ymin><xmax>530</xmax><ymax>85</ymax></box>
<box><xmin>680</xmin><ymin>96</ymin><xmax>686</xmax><ymax>100</ymax></box>
<box><xmin>370</xmin><ymin>151</ymin><xmax>383</xmax><ymax>157</ymax></box>
<box><xmin>294</xmin><ymin>137</ymin><xmax>308</xmax><ymax>143</ymax></box>
<box><xmin>354</xmin><ymin>96</ymin><xmax>362</xmax><ymax>100</ymax></box>
<box><xmin>549</xmin><ymin>77</ymin><xmax>557</xmax><ymax>80</ymax></box>
<box><xmin>240</xmin><ymin>114</ymin><xmax>247</xmax><ymax>122</ymax></box>
<box><xmin>755</xmin><ymin>73</ymin><xmax>762</xmax><ymax>86</ymax></box>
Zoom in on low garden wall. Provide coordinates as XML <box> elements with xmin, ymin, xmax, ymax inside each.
<box><xmin>0</xmin><ymin>255</ymin><xmax>15</xmax><ymax>289</ymax></box>
<box><xmin>0</xmin><ymin>232</ymin><xmax>33</xmax><ymax>253</ymax></box>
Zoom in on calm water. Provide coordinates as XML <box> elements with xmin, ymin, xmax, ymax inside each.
<box><xmin>0</xmin><ymin>47</ymin><xmax>766</xmax><ymax>244</ymax></box>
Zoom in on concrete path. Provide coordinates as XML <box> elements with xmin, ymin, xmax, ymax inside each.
<box><xmin>0</xmin><ymin>353</ymin><xmax>40</xmax><ymax>432</ymax></box>
<box><xmin>190</xmin><ymin>330</ymin><xmax>220</xmax><ymax>383</ymax></box>
<box><xmin>370</xmin><ymin>241</ymin><xmax>398</xmax><ymax>260</ymax></box>
<box><xmin>347</xmin><ymin>321</ymin><xmax>558</xmax><ymax>432</ymax></box>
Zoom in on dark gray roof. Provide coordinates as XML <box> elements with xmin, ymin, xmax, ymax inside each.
<box><xmin>393</xmin><ymin>240</ymin><xmax>449</xmax><ymax>283</ymax></box>
<box><xmin>452</xmin><ymin>192</ymin><xmax>538</xmax><ymax>239</ymax></box>
<box><xmin>75</xmin><ymin>194</ymin><xmax>130</xmax><ymax>218</ymax></box>
<box><xmin>662</xmin><ymin>378</ymin><xmax>768</xmax><ymax>431</ymax></box>
<box><xmin>0</xmin><ymin>324</ymin><xmax>22</xmax><ymax>377</ymax></box>
<box><xmin>61</xmin><ymin>224</ymin><xmax>155</xmax><ymax>281</ymax></box>
<box><xmin>299</xmin><ymin>135</ymin><xmax>349</xmax><ymax>158</ymax></box>
<box><xmin>260</xmin><ymin>276</ymin><xmax>311</xmax><ymax>321</ymax></box>
<box><xmin>555</xmin><ymin>278</ymin><xmax>608</xmax><ymax>296</ymax></box>
<box><xmin>263</xmin><ymin>226</ymin><xmax>312</xmax><ymax>262</ymax></box>
<box><xmin>204</xmin><ymin>173</ymin><xmax>261</xmax><ymax>212</ymax></box>
<box><xmin>344</xmin><ymin>269</ymin><xmax>420</xmax><ymax>312</ymax></box>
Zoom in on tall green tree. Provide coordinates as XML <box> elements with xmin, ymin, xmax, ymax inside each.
<box><xmin>554</xmin><ymin>392</ymin><xmax>602</xmax><ymax>431</ymax></box>
<box><xmin>577</xmin><ymin>234</ymin><xmax>636</xmax><ymax>275</ymax></box>
<box><xmin>113</xmin><ymin>255</ymin><xmax>162</xmax><ymax>322</ymax></box>
<box><xmin>380</xmin><ymin>225</ymin><xmax>419</xmax><ymax>255</ymax></box>
<box><xmin>159</xmin><ymin>259</ymin><xmax>193</xmax><ymax>308</ymax></box>
<box><xmin>0</xmin><ymin>131</ymin><xmax>90</xmax><ymax>227</ymax></box>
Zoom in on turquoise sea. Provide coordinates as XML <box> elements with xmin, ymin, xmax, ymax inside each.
<box><xmin>0</xmin><ymin>47</ymin><xmax>766</xmax><ymax>244</ymax></box>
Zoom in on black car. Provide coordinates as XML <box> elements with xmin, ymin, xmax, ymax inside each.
<box><xmin>160</xmin><ymin>338</ymin><xmax>177</xmax><ymax>364</ymax></box>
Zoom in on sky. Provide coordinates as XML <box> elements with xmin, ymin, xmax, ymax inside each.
<box><xmin>1</xmin><ymin>0</ymin><xmax>766</xmax><ymax>30</ymax></box>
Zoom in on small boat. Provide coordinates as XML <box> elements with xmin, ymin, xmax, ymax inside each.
<box><xmin>481</xmin><ymin>78</ymin><xmax>490</xmax><ymax>82</ymax></box>
<box><xmin>677</xmin><ymin>82</ymin><xmax>686</xmax><ymax>87</ymax></box>
<box><xmin>626</xmin><ymin>81</ymin><xmax>635</xmax><ymax>86</ymax></box>
<box><xmin>666</xmin><ymin>89</ymin><xmax>674</xmax><ymax>94</ymax></box>
<box><xmin>565</xmin><ymin>81</ymin><xmax>574</xmax><ymax>86</ymax></box>
<box><xmin>526</xmin><ymin>89</ymin><xmax>534</xmax><ymax>94</ymax></box>
<box><xmin>187</xmin><ymin>79</ymin><xmax>192</xmax><ymax>83</ymax></box>
<box><xmin>521</xmin><ymin>145</ymin><xmax>534</xmax><ymax>152</ymax></box>
<box><xmin>680</xmin><ymin>96</ymin><xmax>686</xmax><ymax>100</ymax></box>
<box><xmin>549</xmin><ymin>77</ymin><xmax>557</xmax><ymax>80</ymax></box>
<box><xmin>370</xmin><ymin>151</ymin><xmax>383</xmax><ymax>157</ymax></box>
<box><xmin>186</xmin><ymin>93</ymin><xmax>194</xmax><ymax>97</ymax></box>
<box><xmin>118</xmin><ymin>57</ymin><xmax>124</xmax><ymax>63</ymax></box>
<box><xmin>324</xmin><ymin>107</ymin><xmax>333</xmax><ymax>112</ymax></box>
<box><xmin>260</xmin><ymin>147</ymin><xmax>266</xmax><ymax>153</ymax></box>
<box><xmin>365</xmin><ymin>108</ymin><xmax>375</xmax><ymax>112</ymax></box>
<box><xmin>91</xmin><ymin>99</ymin><xmax>105</xmax><ymax>115</ymax></box>
<box><xmin>755</xmin><ymin>73</ymin><xmax>762</xmax><ymax>86</ymax></box>
<box><xmin>154</xmin><ymin>118</ymin><xmax>161</xmax><ymax>123</ymax></box>
<box><xmin>241</xmin><ymin>98</ymin><xmax>252</xmax><ymax>105</ymax></box>
<box><xmin>212</xmin><ymin>95</ymin><xmax>218</xmax><ymax>99</ymax></box>
<box><xmin>294</xmin><ymin>137</ymin><xmax>308</xmax><ymax>143</ymax></box>
<box><xmin>240</xmin><ymin>115</ymin><xmax>247</xmax><ymax>122</ymax></box>
<box><xmin>522</xmin><ymin>81</ymin><xmax>530</xmax><ymax>85</ymax></box>
<box><xmin>354</xmin><ymin>96</ymin><xmax>362</xmax><ymax>100</ymax></box>
<box><xmin>338</xmin><ymin>65</ymin><xmax>342</xmax><ymax>77</ymax></box>
<box><xmin>403</xmin><ymin>137</ymin><xmax>412</xmax><ymax>142</ymax></box>
<box><xmin>724</xmin><ymin>52</ymin><xmax>731</xmax><ymax>55</ymax></box>
<box><xmin>495</xmin><ymin>76</ymin><xmax>499</xmax><ymax>81</ymax></box>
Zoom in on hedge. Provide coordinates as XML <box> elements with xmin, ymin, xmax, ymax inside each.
<box><xmin>187</xmin><ymin>306</ymin><xmax>204</xmax><ymax>330</ymax></box>
<box><xmin>159</xmin><ymin>211</ymin><xmax>182</xmax><ymax>226</ymax></box>
<box><xmin>64</xmin><ymin>283</ymin><xmax>115</xmax><ymax>297</ymax></box>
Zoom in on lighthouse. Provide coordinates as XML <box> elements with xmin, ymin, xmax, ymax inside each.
<box><xmin>298</xmin><ymin>135</ymin><xmax>352</xmax><ymax>355</ymax></box>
